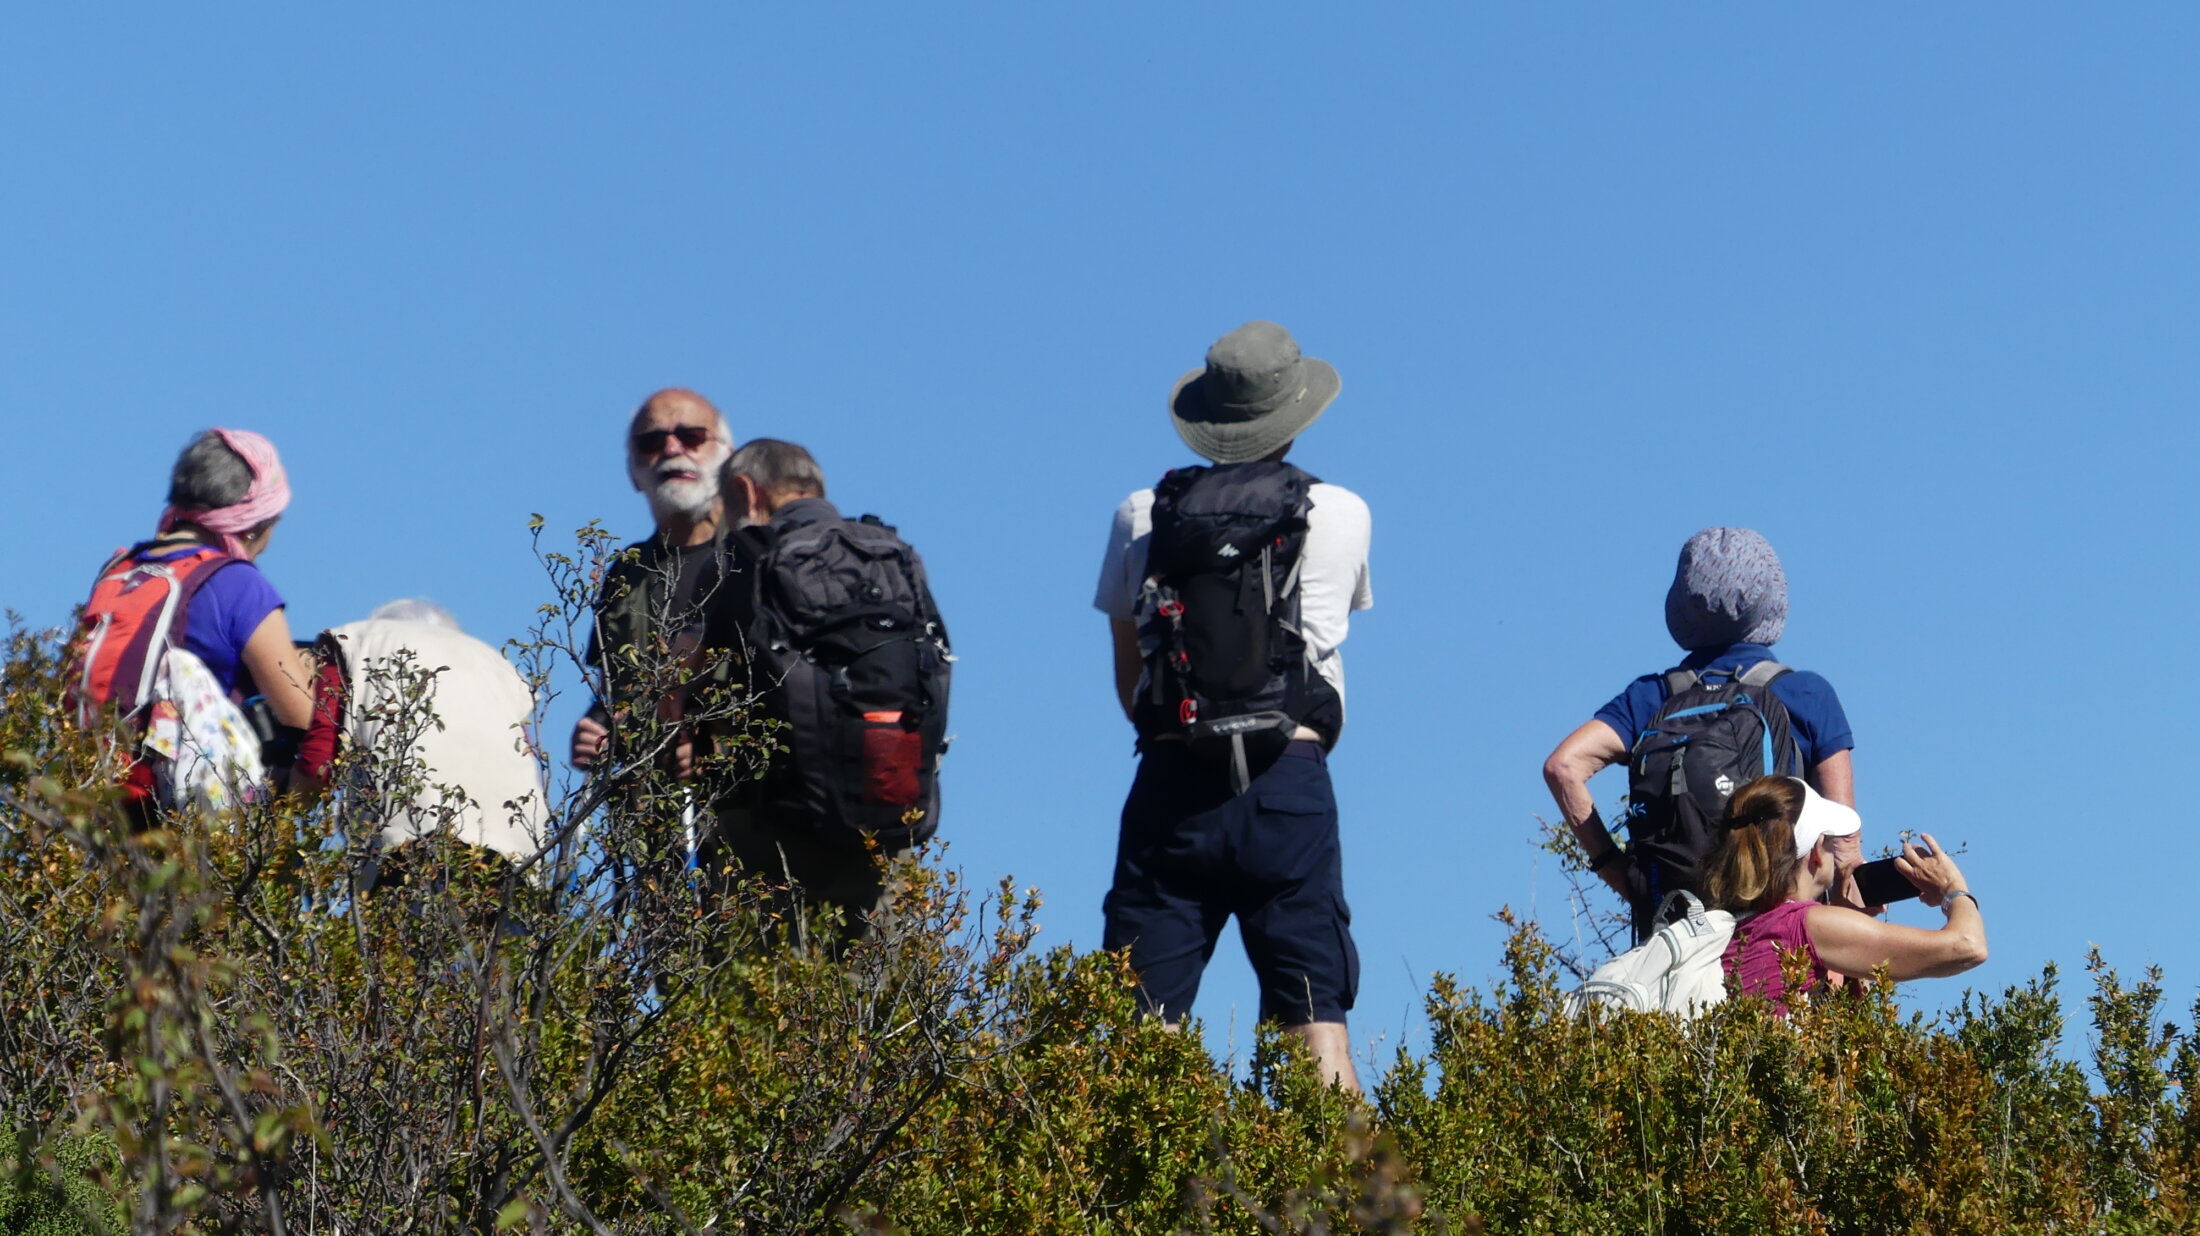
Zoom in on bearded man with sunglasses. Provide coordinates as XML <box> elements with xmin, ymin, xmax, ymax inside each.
<box><xmin>570</xmin><ymin>388</ymin><xmax>733</xmax><ymax>776</ymax></box>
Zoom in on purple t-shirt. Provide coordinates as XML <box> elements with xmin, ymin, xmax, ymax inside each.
<box><xmin>1721</xmin><ymin>900</ymin><xmax>1825</xmax><ymax>1010</ymax></box>
<box><xmin>1593</xmin><ymin>642</ymin><xmax>1855</xmax><ymax>768</ymax></box>
<box><xmin>139</xmin><ymin>546</ymin><xmax>285</xmax><ymax>694</ymax></box>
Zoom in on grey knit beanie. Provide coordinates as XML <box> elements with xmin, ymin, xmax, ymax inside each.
<box><xmin>1664</xmin><ymin>527</ymin><xmax>1788</xmax><ymax>651</ymax></box>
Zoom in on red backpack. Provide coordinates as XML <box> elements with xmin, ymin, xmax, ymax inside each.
<box><xmin>67</xmin><ymin>543</ymin><xmax>239</xmax><ymax>731</ymax></box>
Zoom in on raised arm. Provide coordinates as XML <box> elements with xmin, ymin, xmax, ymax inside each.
<box><xmin>1543</xmin><ymin>720</ymin><xmax>1631</xmax><ymax>895</ymax></box>
<box><xmin>1805</xmin><ymin>833</ymin><xmax>1986</xmax><ymax>981</ymax></box>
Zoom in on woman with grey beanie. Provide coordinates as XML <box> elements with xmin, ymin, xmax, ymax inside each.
<box><xmin>1541</xmin><ymin>528</ymin><xmax>1861</xmax><ymax>941</ymax></box>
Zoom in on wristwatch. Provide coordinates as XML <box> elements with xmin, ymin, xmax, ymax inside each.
<box><xmin>1944</xmin><ymin>889</ymin><xmax>1979</xmax><ymax>912</ymax></box>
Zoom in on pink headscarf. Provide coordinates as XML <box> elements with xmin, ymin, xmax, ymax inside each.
<box><xmin>157</xmin><ymin>428</ymin><xmax>293</xmax><ymax>558</ymax></box>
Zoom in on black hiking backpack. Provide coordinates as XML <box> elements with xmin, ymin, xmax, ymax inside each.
<box><xmin>1621</xmin><ymin>660</ymin><xmax>1804</xmax><ymax>939</ymax></box>
<box><xmin>737</xmin><ymin>512</ymin><xmax>952</xmax><ymax>850</ymax></box>
<box><xmin>1133</xmin><ymin>461</ymin><xmax>1337</xmax><ymax>793</ymax></box>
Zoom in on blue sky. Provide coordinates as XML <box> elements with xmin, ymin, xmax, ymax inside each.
<box><xmin>6</xmin><ymin>5</ymin><xmax>2198</xmax><ymax>1070</ymax></box>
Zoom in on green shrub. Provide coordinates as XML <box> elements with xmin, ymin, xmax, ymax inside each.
<box><xmin>0</xmin><ymin>1130</ymin><xmax>126</xmax><ymax>1235</ymax></box>
<box><xmin>7</xmin><ymin>536</ymin><xmax>2200</xmax><ymax>1233</ymax></box>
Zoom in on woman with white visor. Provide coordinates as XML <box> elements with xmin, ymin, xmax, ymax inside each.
<box><xmin>1705</xmin><ymin>776</ymin><xmax>1987</xmax><ymax>1007</ymax></box>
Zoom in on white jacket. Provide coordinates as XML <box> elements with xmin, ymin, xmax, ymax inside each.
<box><xmin>325</xmin><ymin>618</ymin><xmax>547</xmax><ymax>866</ymax></box>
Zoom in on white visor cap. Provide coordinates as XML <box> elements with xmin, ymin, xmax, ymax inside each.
<box><xmin>1789</xmin><ymin>777</ymin><xmax>1862</xmax><ymax>857</ymax></box>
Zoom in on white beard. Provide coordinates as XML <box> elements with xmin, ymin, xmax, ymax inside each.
<box><xmin>632</xmin><ymin>447</ymin><xmax>726</xmax><ymax>523</ymax></box>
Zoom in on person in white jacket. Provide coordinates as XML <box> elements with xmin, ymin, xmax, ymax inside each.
<box><xmin>298</xmin><ymin>599</ymin><xmax>548</xmax><ymax>890</ymax></box>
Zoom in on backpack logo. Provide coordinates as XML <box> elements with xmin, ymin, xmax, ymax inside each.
<box><xmin>1621</xmin><ymin>661</ymin><xmax>1802</xmax><ymax>941</ymax></box>
<box><xmin>1215</xmin><ymin>543</ymin><xmax>1240</xmax><ymax>558</ymax></box>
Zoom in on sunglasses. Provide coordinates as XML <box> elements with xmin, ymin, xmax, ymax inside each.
<box><xmin>632</xmin><ymin>425</ymin><xmax>715</xmax><ymax>454</ymax></box>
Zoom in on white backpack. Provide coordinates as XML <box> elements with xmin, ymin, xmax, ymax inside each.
<box><xmin>141</xmin><ymin>646</ymin><xmax>267</xmax><ymax>813</ymax></box>
<box><xmin>1565</xmin><ymin>892</ymin><xmax>1739</xmax><ymax>1020</ymax></box>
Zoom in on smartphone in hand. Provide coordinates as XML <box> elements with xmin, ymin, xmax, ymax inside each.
<box><xmin>1852</xmin><ymin>855</ymin><xmax>1926</xmax><ymax>905</ymax></box>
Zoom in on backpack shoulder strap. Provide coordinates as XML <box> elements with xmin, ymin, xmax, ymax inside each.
<box><xmin>94</xmin><ymin>546</ymin><xmax>240</xmax><ymax>718</ymax></box>
<box><xmin>172</xmin><ymin>549</ymin><xmax>242</xmax><ymax>598</ymax></box>
<box><xmin>1736</xmin><ymin>660</ymin><xmax>1791</xmax><ymax>689</ymax></box>
<box><xmin>730</xmin><ymin>523</ymin><xmax>776</xmax><ymax>560</ymax></box>
<box><xmin>105</xmin><ymin>543</ymin><xmax>238</xmax><ymax>618</ymax></box>
<box><xmin>1662</xmin><ymin>667</ymin><xmax>1699</xmax><ymax>696</ymax></box>
<box><xmin>1274</xmin><ymin>462</ymin><xmax>1316</xmax><ymax>517</ymax></box>
<box><xmin>163</xmin><ymin>551</ymin><xmax>244</xmax><ymax>656</ymax></box>
<box><xmin>1651</xmin><ymin>888</ymin><xmax>1711</xmax><ymax>932</ymax></box>
<box><xmin>1732</xmin><ymin>659</ymin><xmax>1801</xmax><ymax>762</ymax></box>
<box><xmin>94</xmin><ymin>543</ymin><xmax>141</xmax><ymax>581</ymax></box>
<box><xmin>729</xmin><ymin>523</ymin><xmax>779</xmax><ymax>628</ymax></box>
<box><xmin>88</xmin><ymin>539</ymin><xmax>179</xmax><ymax>589</ymax></box>
<box><xmin>1152</xmin><ymin>465</ymin><xmax>1207</xmax><ymax>505</ymax></box>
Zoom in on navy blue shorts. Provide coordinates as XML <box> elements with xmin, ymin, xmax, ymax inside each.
<box><xmin>1102</xmin><ymin>740</ymin><xmax>1359</xmax><ymax>1026</ymax></box>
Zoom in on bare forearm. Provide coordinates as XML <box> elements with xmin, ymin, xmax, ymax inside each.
<box><xmin>1875</xmin><ymin>914</ymin><xmax>1987</xmax><ymax>980</ymax></box>
<box><xmin>1570</xmin><ymin>813</ymin><xmax>1628</xmax><ymax>896</ymax></box>
<box><xmin>1544</xmin><ymin>753</ymin><xmax>1625</xmax><ymax>894</ymax></box>
<box><xmin>1812</xmin><ymin>889</ymin><xmax>1987</xmax><ymax>982</ymax></box>
<box><xmin>1542</xmin><ymin>722</ymin><xmax>1631</xmax><ymax>894</ymax></box>
<box><xmin>1546</xmin><ymin>766</ymin><xmax>1604</xmax><ymax>839</ymax></box>
<box><xmin>1109</xmin><ymin>618</ymin><xmax>1140</xmax><ymax>722</ymax></box>
<box><xmin>1915</xmin><ymin>889</ymin><xmax>1988</xmax><ymax>976</ymax></box>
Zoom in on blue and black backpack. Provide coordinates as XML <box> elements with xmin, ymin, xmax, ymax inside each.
<box><xmin>1622</xmin><ymin>660</ymin><xmax>1804</xmax><ymax>941</ymax></box>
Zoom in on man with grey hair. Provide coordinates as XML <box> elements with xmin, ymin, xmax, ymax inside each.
<box><xmin>722</xmin><ymin>437</ymin><xmax>827</xmax><ymax>524</ymax></box>
<box><xmin>298</xmin><ymin>600</ymin><xmax>547</xmax><ymax>886</ymax></box>
<box><xmin>569</xmin><ymin>388</ymin><xmax>733</xmax><ymax>773</ymax></box>
<box><xmin>1543</xmin><ymin>527</ymin><xmax>1862</xmax><ymax>943</ymax></box>
<box><xmin>696</xmin><ymin>438</ymin><xmax>950</xmax><ymax>950</ymax></box>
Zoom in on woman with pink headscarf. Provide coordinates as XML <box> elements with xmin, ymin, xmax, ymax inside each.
<box><xmin>134</xmin><ymin>429</ymin><xmax>316</xmax><ymax>730</ymax></box>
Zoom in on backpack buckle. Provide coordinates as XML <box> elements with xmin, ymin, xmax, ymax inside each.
<box><xmin>1157</xmin><ymin>599</ymin><xmax>1185</xmax><ymax>620</ymax></box>
<box><xmin>1179</xmin><ymin>699</ymin><xmax>1198</xmax><ymax>725</ymax></box>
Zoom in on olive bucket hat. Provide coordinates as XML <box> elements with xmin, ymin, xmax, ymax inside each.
<box><xmin>1169</xmin><ymin>320</ymin><xmax>1341</xmax><ymax>464</ymax></box>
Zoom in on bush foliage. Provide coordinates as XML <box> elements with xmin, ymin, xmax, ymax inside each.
<box><xmin>6</xmin><ymin>531</ymin><xmax>2200</xmax><ymax>1233</ymax></box>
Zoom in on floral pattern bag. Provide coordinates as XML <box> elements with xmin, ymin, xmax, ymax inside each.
<box><xmin>143</xmin><ymin>647</ymin><xmax>266</xmax><ymax>812</ymax></box>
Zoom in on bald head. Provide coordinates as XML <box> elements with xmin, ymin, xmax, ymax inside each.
<box><xmin>628</xmin><ymin>388</ymin><xmax>729</xmax><ymax>445</ymax></box>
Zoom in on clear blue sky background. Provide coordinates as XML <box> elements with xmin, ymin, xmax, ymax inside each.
<box><xmin>6</xmin><ymin>6</ymin><xmax>2197</xmax><ymax>1072</ymax></box>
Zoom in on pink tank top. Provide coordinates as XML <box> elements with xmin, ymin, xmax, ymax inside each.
<box><xmin>1721</xmin><ymin>900</ymin><xmax>1825</xmax><ymax>1011</ymax></box>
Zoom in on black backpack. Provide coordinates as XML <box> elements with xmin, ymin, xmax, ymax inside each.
<box><xmin>1621</xmin><ymin>660</ymin><xmax>1804</xmax><ymax>939</ymax></box>
<box><xmin>1133</xmin><ymin>461</ymin><xmax>1337</xmax><ymax>792</ymax></box>
<box><xmin>736</xmin><ymin>513</ymin><xmax>952</xmax><ymax>850</ymax></box>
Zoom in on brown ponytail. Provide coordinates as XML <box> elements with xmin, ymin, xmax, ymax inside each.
<box><xmin>1702</xmin><ymin>776</ymin><xmax>1807</xmax><ymax>914</ymax></box>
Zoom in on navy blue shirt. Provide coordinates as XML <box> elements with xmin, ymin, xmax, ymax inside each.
<box><xmin>1594</xmin><ymin>642</ymin><xmax>1854</xmax><ymax>767</ymax></box>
